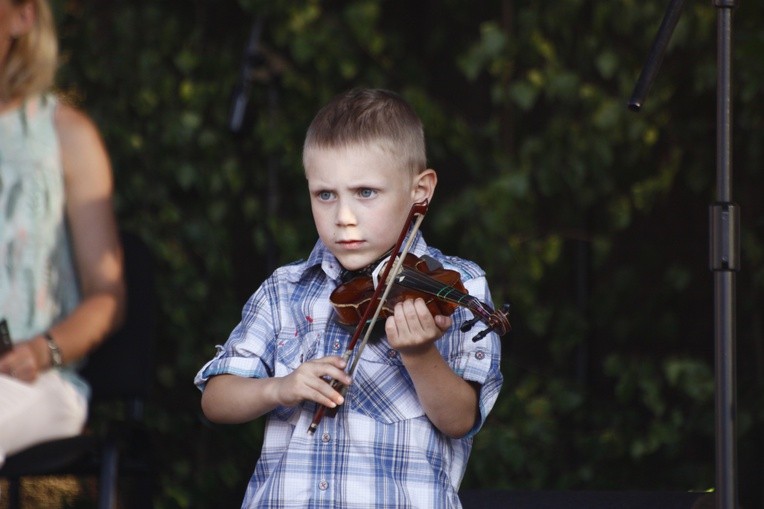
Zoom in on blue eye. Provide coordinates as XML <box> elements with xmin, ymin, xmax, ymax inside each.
<box><xmin>318</xmin><ymin>191</ymin><xmax>333</xmax><ymax>201</ymax></box>
<box><xmin>359</xmin><ymin>188</ymin><xmax>375</xmax><ymax>198</ymax></box>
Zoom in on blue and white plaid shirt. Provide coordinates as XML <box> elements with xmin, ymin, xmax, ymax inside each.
<box><xmin>195</xmin><ymin>233</ymin><xmax>503</xmax><ymax>508</ymax></box>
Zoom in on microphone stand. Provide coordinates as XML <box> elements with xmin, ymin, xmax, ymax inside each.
<box><xmin>229</xmin><ymin>18</ymin><xmax>264</xmax><ymax>135</ymax></box>
<box><xmin>628</xmin><ymin>1</ymin><xmax>740</xmax><ymax>508</ymax></box>
<box><xmin>228</xmin><ymin>17</ymin><xmax>280</xmax><ymax>273</ymax></box>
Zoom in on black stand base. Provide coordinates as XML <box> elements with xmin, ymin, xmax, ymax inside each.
<box><xmin>459</xmin><ymin>490</ymin><xmax>712</xmax><ymax>509</ymax></box>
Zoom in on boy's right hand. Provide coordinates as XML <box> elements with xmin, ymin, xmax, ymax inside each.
<box><xmin>276</xmin><ymin>356</ymin><xmax>352</xmax><ymax>409</ymax></box>
<box><xmin>201</xmin><ymin>356</ymin><xmax>353</xmax><ymax>425</ymax></box>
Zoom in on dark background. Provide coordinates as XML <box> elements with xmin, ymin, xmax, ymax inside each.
<box><xmin>49</xmin><ymin>1</ymin><xmax>764</xmax><ymax>507</ymax></box>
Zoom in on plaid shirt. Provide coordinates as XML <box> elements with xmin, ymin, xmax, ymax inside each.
<box><xmin>195</xmin><ymin>233</ymin><xmax>503</xmax><ymax>508</ymax></box>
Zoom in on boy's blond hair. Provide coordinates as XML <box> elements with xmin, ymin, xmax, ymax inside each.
<box><xmin>1</xmin><ymin>0</ymin><xmax>58</xmax><ymax>101</ymax></box>
<box><xmin>303</xmin><ymin>88</ymin><xmax>427</xmax><ymax>175</ymax></box>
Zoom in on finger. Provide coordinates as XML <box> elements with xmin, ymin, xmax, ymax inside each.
<box><xmin>384</xmin><ymin>314</ymin><xmax>399</xmax><ymax>343</ymax></box>
<box><xmin>289</xmin><ymin>360</ymin><xmax>351</xmax><ymax>407</ymax></box>
<box><xmin>412</xmin><ymin>298</ymin><xmax>436</xmax><ymax>329</ymax></box>
<box><xmin>0</xmin><ymin>350</ymin><xmax>16</xmax><ymax>372</ymax></box>
<box><xmin>10</xmin><ymin>359</ymin><xmax>23</xmax><ymax>378</ymax></box>
<box><xmin>20</xmin><ymin>345</ymin><xmax>41</xmax><ymax>371</ymax></box>
<box><xmin>319</xmin><ymin>355</ymin><xmax>348</xmax><ymax>370</ymax></box>
<box><xmin>307</xmin><ymin>377</ymin><xmax>346</xmax><ymax>407</ymax></box>
<box><xmin>434</xmin><ymin>314</ymin><xmax>453</xmax><ymax>333</ymax></box>
<box><xmin>303</xmin><ymin>357</ymin><xmax>351</xmax><ymax>385</ymax></box>
<box><xmin>395</xmin><ymin>300</ymin><xmax>416</xmax><ymax>333</ymax></box>
<box><xmin>319</xmin><ymin>365</ymin><xmax>352</xmax><ymax>387</ymax></box>
<box><xmin>19</xmin><ymin>357</ymin><xmax>40</xmax><ymax>382</ymax></box>
<box><xmin>386</xmin><ymin>300</ymin><xmax>420</xmax><ymax>343</ymax></box>
<box><xmin>398</xmin><ymin>299</ymin><xmax>432</xmax><ymax>335</ymax></box>
<box><xmin>304</xmin><ymin>355</ymin><xmax>346</xmax><ymax>371</ymax></box>
<box><xmin>10</xmin><ymin>366</ymin><xmax>28</xmax><ymax>382</ymax></box>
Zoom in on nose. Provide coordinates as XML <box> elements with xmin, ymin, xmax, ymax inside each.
<box><xmin>335</xmin><ymin>198</ymin><xmax>357</xmax><ymax>226</ymax></box>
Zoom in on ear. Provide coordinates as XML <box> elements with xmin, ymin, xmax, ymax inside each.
<box><xmin>411</xmin><ymin>168</ymin><xmax>437</xmax><ymax>204</ymax></box>
<box><xmin>10</xmin><ymin>2</ymin><xmax>36</xmax><ymax>39</ymax></box>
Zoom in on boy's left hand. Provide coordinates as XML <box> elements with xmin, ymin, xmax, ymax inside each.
<box><xmin>384</xmin><ymin>298</ymin><xmax>452</xmax><ymax>355</ymax></box>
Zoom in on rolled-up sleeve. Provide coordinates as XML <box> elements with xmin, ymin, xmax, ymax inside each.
<box><xmin>448</xmin><ymin>275</ymin><xmax>504</xmax><ymax>438</ymax></box>
<box><xmin>194</xmin><ymin>282</ymin><xmax>279</xmax><ymax>391</ymax></box>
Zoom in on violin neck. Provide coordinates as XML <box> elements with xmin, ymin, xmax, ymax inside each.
<box><xmin>395</xmin><ymin>264</ymin><xmax>509</xmax><ymax>337</ymax></box>
<box><xmin>395</xmin><ymin>265</ymin><xmax>483</xmax><ymax>314</ymax></box>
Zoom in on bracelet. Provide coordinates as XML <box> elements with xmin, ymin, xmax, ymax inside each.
<box><xmin>44</xmin><ymin>332</ymin><xmax>63</xmax><ymax>368</ymax></box>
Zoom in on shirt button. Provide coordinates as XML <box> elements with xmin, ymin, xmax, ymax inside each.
<box><xmin>332</xmin><ymin>341</ymin><xmax>341</xmax><ymax>351</ymax></box>
<box><xmin>475</xmin><ymin>351</ymin><xmax>485</xmax><ymax>360</ymax></box>
<box><xmin>318</xmin><ymin>480</ymin><xmax>329</xmax><ymax>491</ymax></box>
<box><xmin>321</xmin><ymin>432</ymin><xmax>331</xmax><ymax>443</ymax></box>
<box><xmin>387</xmin><ymin>349</ymin><xmax>398</xmax><ymax>359</ymax></box>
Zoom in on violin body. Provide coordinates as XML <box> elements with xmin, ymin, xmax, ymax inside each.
<box><xmin>331</xmin><ymin>253</ymin><xmax>466</xmax><ymax>326</ymax></box>
<box><xmin>330</xmin><ymin>252</ymin><xmax>510</xmax><ymax>341</ymax></box>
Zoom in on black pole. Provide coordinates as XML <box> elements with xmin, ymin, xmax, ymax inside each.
<box><xmin>228</xmin><ymin>18</ymin><xmax>265</xmax><ymax>135</ymax></box>
<box><xmin>264</xmin><ymin>80</ymin><xmax>280</xmax><ymax>272</ymax></box>
<box><xmin>628</xmin><ymin>2</ymin><xmax>740</xmax><ymax>508</ymax></box>
<box><xmin>711</xmin><ymin>3</ymin><xmax>739</xmax><ymax>509</ymax></box>
<box><xmin>227</xmin><ymin>16</ymin><xmax>280</xmax><ymax>274</ymax></box>
<box><xmin>627</xmin><ymin>0</ymin><xmax>686</xmax><ymax>111</ymax></box>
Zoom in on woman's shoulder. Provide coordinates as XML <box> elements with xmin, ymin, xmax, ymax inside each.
<box><xmin>52</xmin><ymin>96</ymin><xmax>112</xmax><ymax>182</ymax></box>
<box><xmin>53</xmin><ymin>99</ymin><xmax>103</xmax><ymax>148</ymax></box>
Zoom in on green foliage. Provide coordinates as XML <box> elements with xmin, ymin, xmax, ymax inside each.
<box><xmin>51</xmin><ymin>0</ymin><xmax>764</xmax><ymax>507</ymax></box>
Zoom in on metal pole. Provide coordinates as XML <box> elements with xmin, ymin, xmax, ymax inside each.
<box><xmin>711</xmin><ymin>2</ymin><xmax>739</xmax><ymax>508</ymax></box>
<box><xmin>629</xmin><ymin>2</ymin><xmax>740</xmax><ymax>506</ymax></box>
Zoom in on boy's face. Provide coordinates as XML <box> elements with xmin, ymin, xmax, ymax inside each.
<box><xmin>305</xmin><ymin>143</ymin><xmax>435</xmax><ymax>271</ymax></box>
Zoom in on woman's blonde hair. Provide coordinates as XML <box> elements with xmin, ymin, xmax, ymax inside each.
<box><xmin>1</xmin><ymin>0</ymin><xmax>58</xmax><ymax>101</ymax></box>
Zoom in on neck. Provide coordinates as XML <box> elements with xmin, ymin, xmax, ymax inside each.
<box><xmin>339</xmin><ymin>247</ymin><xmax>395</xmax><ymax>283</ymax></box>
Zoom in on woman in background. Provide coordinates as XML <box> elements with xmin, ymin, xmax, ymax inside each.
<box><xmin>0</xmin><ymin>0</ymin><xmax>125</xmax><ymax>466</ymax></box>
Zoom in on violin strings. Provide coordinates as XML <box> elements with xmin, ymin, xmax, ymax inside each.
<box><xmin>395</xmin><ymin>266</ymin><xmax>492</xmax><ymax>319</ymax></box>
<box><xmin>394</xmin><ymin>266</ymin><xmax>512</xmax><ymax>338</ymax></box>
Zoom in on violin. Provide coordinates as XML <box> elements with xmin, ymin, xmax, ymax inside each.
<box><xmin>331</xmin><ymin>252</ymin><xmax>511</xmax><ymax>341</ymax></box>
<box><xmin>307</xmin><ymin>200</ymin><xmax>510</xmax><ymax>435</ymax></box>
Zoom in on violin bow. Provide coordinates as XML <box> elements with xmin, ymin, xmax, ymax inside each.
<box><xmin>308</xmin><ymin>200</ymin><xmax>429</xmax><ymax>434</ymax></box>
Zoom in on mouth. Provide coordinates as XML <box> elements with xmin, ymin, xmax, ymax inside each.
<box><xmin>336</xmin><ymin>240</ymin><xmax>365</xmax><ymax>250</ymax></box>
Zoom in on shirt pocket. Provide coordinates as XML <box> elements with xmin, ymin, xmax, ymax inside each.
<box><xmin>273</xmin><ymin>330</ymin><xmax>322</xmax><ymax>378</ymax></box>
<box><xmin>271</xmin><ymin>330</ymin><xmax>324</xmax><ymax>422</ymax></box>
<box><xmin>347</xmin><ymin>341</ymin><xmax>426</xmax><ymax>424</ymax></box>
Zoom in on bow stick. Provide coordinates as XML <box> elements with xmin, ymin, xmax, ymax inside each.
<box><xmin>307</xmin><ymin>200</ymin><xmax>429</xmax><ymax>434</ymax></box>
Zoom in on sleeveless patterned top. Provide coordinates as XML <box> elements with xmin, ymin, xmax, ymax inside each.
<box><xmin>0</xmin><ymin>95</ymin><xmax>81</xmax><ymax>350</ymax></box>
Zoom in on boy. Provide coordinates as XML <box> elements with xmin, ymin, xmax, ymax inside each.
<box><xmin>195</xmin><ymin>88</ymin><xmax>503</xmax><ymax>508</ymax></box>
